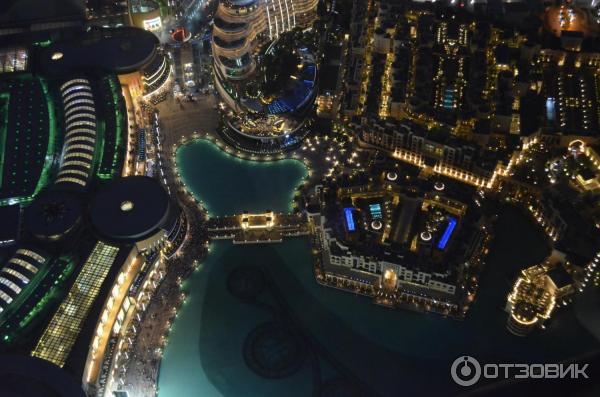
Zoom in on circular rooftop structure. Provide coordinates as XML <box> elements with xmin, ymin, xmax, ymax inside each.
<box><xmin>90</xmin><ymin>176</ymin><xmax>171</xmax><ymax>242</ymax></box>
<box><xmin>371</xmin><ymin>220</ymin><xmax>383</xmax><ymax>230</ymax></box>
<box><xmin>25</xmin><ymin>190</ymin><xmax>83</xmax><ymax>242</ymax></box>
<box><xmin>40</xmin><ymin>26</ymin><xmax>159</xmax><ymax>76</ymax></box>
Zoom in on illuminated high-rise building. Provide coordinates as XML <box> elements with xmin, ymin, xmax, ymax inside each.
<box><xmin>211</xmin><ymin>0</ymin><xmax>319</xmax><ymax>153</ymax></box>
<box><xmin>212</xmin><ymin>0</ymin><xmax>318</xmax><ymax>80</ymax></box>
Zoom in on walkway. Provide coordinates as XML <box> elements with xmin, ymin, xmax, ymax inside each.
<box><xmin>207</xmin><ymin>213</ymin><xmax>310</xmax><ymax>244</ymax></box>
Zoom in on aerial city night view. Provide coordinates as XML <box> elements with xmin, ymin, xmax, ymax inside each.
<box><xmin>1</xmin><ymin>0</ymin><xmax>600</xmax><ymax>396</ymax></box>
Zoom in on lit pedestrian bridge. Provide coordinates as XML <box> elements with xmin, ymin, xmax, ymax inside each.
<box><xmin>206</xmin><ymin>211</ymin><xmax>309</xmax><ymax>244</ymax></box>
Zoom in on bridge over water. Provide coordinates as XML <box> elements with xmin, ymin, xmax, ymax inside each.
<box><xmin>206</xmin><ymin>212</ymin><xmax>310</xmax><ymax>244</ymax></box>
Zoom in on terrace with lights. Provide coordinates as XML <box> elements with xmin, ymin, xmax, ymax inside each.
<box><xmin>546</xmin><ymin>139</ymin><xmax>600</xmax><ymax>193</ymax></box>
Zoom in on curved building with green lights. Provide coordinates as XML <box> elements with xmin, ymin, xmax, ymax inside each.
<box><xmin>0</xmin><ymin>26</ymin><xmax>181</xmax><ymax>368</ymax></box>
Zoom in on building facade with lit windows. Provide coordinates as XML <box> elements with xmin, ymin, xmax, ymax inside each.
<box><xmin>212</xmin><ymin>0</ymin><xmax>319</xmax><ymax>153</ymax></box>
<box><xmin>81</xmin><ymin>176</ymin><xmax>187</xmax><ymax>396</ymax></box>
<box><xmin>55</xmin><ymin>78</ymin><xmax>98</xmax><ymax>188</ymax></box>
<box><xmin>212</xmin><ymin>0</ymin><xmax>318</xmax><ymax>80</ymax></box>
<box><xmin>141</xmin><ymin>52</ymin><xmax>173</xmax><ymax>104</ymax></box>
<box><xmin>0</xmin><ymin>248</ymin><xmax>50</xmax><ymax>317</ymax></box>
<box><xmin>354</xmin><ymin>118</ymin><xmax>507</xmax><ymax>189</ymax></box>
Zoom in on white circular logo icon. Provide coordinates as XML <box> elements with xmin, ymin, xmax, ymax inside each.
<box><xmin>451</xmin><ymin>356</ymin><xmax>481</xmax><ymax>386</ymax></box>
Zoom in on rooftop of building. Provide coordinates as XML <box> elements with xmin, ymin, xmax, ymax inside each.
<box><xmin>0</xmin><ymin>0</ymin><xmax>85</xmax><ymax>27</ymax></box>
<box><xmin>544</xmin><ymin>5</ymin><xmax>596</xmax><ymax>39</ymax></box>
<box><xmin>0</xmin><ymin>74</ymin><xmax>55</xmax><ymax>207</ymax></box>
<box><xmin>547</xmin><ymin>264</ymin><xmax>573</xmax><ymax>290</ymax></box>
<box><xmin>90</xmin><ymin>176</ymin><xmax>171</xmax><ymax>242</ymax></box>
<box><xmin>577</xmin><ymin>166</ymin><xmax>596</xmax><ymax>181</ymax></box>
<box><xmin>38</xmin><ymin>26</ymin><xmax>158</xmax><ymax>76</ymax></box>
<box><xmin>510</xmin><ymin>272</ymin><xmax>555</xmax><ymax>319</ymax></box>
<box><xmin>320</xmin><ymin>63</ymin><xmax>340</xmax><ymax>92</ymax></box>
<box><xmin>24</xmin><ymin>190</ymin><xmax>83</xmax><ymax>241</ymax></box>
<box><xmin>322</xmin><ymin>170</ymin><xmax>485</xmax><ymax>275</ymax></box>
<box><xmin>353</xmin><ymin>117</ymin><xmax>481</xmax><ymax>152</ymax></box>
<box><xmin>0</xmin><ymin>205</ymin><xmax>20</xmax><ymax>244</ymax></box>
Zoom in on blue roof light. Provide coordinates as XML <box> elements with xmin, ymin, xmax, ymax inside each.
<box><xmin>344</xmin><ymin>207</ymin><xmax>355</xmax><ymax>232</ymax></box>
<box><xmin>437</xmin><ymin>216</ymin><xmax>457</xmax><ymax>250</ymax></box>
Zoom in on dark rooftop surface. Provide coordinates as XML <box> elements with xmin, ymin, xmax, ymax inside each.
<box><xmin>578</xmin><ymin>167</ymin><xmax>596</xmax><ymax>181</ymax></box>
<box><xmin>548</xmin><ymin>264</ymin><xmax>572</xmax><ymax>289</ymax></box>
<box><xmin>320</xmin><ymin>64</ymin><xmax>340</xmax><ymax>92</ymax></box>
<box><xmin>39</xmin><ymin>26</ymin><xmax>158</xmax><ymax>76</ymax></box>
<box><xmin>0</xmin><ymin>204</ymin><xmax>20</xmax><ymax>243</ymax></box>
<box><xmin>0</xmin><ymin>0</ymin><xmax>85</xmax><ymax>26</ymax></box>
<box><xmin>90</xmin><ymin>176</ymin><xmax>170</xmax><ymax>242</ymax></box>
<box><xmin>24</xmin><ymin>190</ymin><xmax>82</xmax><ymax>240</ymax></box>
